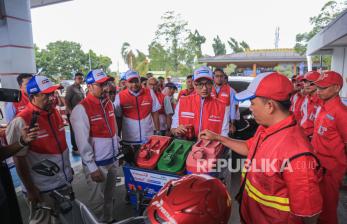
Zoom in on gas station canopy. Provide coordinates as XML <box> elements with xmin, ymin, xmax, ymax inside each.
<box><xmin>30</xmin><ymin>0</ymin><xmax>72</xmax><ymax>8</ymax></box>
<box><xmin>198</xmin><ymin>49</ymin><xmax>306</xmax><ymax>68</ymax></box>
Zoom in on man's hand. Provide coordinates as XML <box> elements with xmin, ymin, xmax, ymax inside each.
<box><xmin>171</xmin><ymin>125</ymin><xmax>187</xmax><ymax>136</ymax></box>
<box><xmin>199</xmin><ymin>129</ymin><xmax>220</xmax><ymax>141</ymax></box>
<box><xmin>27</xmin><ymin>186</ymin><xmax>42</xmax><ymax>203</ymax></box>
<box><xmin>90</xmin><ymin>169</ymin><xmax>105</xmax><ymax>183</ymax></box>
<box><xmin>20</xmin><ymin>125</ymin><xmax>39</xmax><ymax>144</ymax></box>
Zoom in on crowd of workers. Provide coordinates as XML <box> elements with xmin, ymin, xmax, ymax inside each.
<box><xmin>0</xmin><ymin>66</ymin><xmax>346</xmax><ymax>224</ymax></box>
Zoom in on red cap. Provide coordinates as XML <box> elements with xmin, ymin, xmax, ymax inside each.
<box><xmin>303</xmin><ymin>71</ymin><xmax>320</xmax><ymax>82</ymax></box>
<box><xmin>235</xmin><ymin>72</ymin><xmax>293</xmax><ymax>101</ymax></box>
<box><xmin>314</xmin><ymin>70</ymin><xmax>343</xmax><ymax>88</ymax></box>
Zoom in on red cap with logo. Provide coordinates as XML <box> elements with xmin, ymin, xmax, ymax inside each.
<box><xmin>235</xmin><ymin>72</ymin><xmax>293</xmax><ymax>101</ymax></box>
<box><xmin>314</xmin><ymin>70</ymin><xmax>343</xmax><ymax>88</ymax></box>
<box><xmin>303</xmin><ymin>71</ymin><xmax>321</xmax><ymax>82</ymax></box>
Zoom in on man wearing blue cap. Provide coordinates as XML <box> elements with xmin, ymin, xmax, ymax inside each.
<box><xmin>114</xmin><ymin>69</ymin><xmax>160</xmax><ymax>145</ymax></box>
<box><xmin>70</xmin><ymin>69</ymin><xmax>119</xmax><ymax>222</ymax></box>
<box><xmin>171</xmin><ymin>66</ymin><xmax>229</xmax><ymax>138</ymax></box>
<box><xmin>6</xmin><ymin>75</ymin><xmax>73</xmax><ymax>224</ymax></box>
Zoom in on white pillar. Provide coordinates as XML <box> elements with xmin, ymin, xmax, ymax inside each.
<box><xmin>331</xmin><ymin>47</ymin><xmax>347</xmax><ymax>97</ymax></box>
<box><xmin>0</xmin><ymin>0</ymin><xmax>36</xmax><ymax>88</ymax></box>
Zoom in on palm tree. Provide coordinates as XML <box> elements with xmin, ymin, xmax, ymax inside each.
<box><xmin>121</xmin><ymin>42</ymin><xmax>137</xmax><ymax>69</ymax></box>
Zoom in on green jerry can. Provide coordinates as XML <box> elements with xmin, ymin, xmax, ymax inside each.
<box><xmin>157</xmin><ymin>139</ymin><xmax>194</xmax><ymax>174</ymax></box>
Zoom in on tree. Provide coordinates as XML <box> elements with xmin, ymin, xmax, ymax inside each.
<box><xmin>294</xmin><ymin>1</ymin><xmax>347</xmax><ymax>55</ymax></box>
<box><xmin>228</xmin><ymin>37</ymin><xmax>250</xmax><ymax>53</ymax></box>
<box><xmin>212</xmin><ymin>36</ymin><xmax>226</xmax><ymax>56</ymax></box>
<box><xmin>148</xmin><ymin>41</ymin><xmax>171</xmax><ymax>71</ymax></box>
<box><xmin>187</xmin><ymin>30</ymin><xmax>206</xmax><ymax>59</ymax></box>
<box><xmin>35</xmin><ymin>41</ymin><xmax>112</xmax><ymax>81</ymax></box>
<box><xmin>120</xmin><ymin>42</ymin><xmax>147</xmax><ymax>70</ymax></box>
<box><xmin>155</xmin><ymin>11</ymin><xmax>190</xmax><ymax>72</ymax></box>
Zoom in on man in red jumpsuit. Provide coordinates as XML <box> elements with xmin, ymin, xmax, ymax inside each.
<box><xmin>200</xmin><ymin>72</ymin><xmax>323</xmax><ymax>224</ymax></box>
<box><xmin>300</xmin><ymin>71</ymin><xmax>322</xmax><ymax>138</ymax></box>
<box><xmin>312</xmin><ymin>71</ymin><xmax>347</xmax><ymax>224</ymax></box>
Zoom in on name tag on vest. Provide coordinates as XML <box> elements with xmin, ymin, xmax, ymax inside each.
<box><xmin>181</xmin><ymin>111</ymin><xmax>194</xmax><ymax>118</ymax></box>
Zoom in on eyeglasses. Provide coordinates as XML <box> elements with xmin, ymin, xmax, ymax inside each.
<box><xmin>195</xmin><ymin>81</ymin><xmax>213</xmax><ymax>89</ymax></box>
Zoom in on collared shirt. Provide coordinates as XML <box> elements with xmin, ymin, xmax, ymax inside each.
<box><xmin>65</xmin><ymin>83</ymin><xmax>85</xmax><ymax>111</ymax></box>
<box><xmin>311</xmin><ymin>96</ymin><xmax>347</xmax><ymax>170</ymax></box>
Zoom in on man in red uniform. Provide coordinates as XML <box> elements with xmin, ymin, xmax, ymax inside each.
<box><xmin>177</xmin><ymin>75</ymin><xmax>195</xmax><ymax>100</ymax></box>
<box><xmin>312</xmin><ymin>71</ymin><xmax>347</xmax><ymax>224</ymax></box>
<box><xmin>71</xmin><ymin>69</ymin><xmax>119</xmax><ymax>222</ymax></box>
<box><xmin>200</xmin><ymin>72</ymin><xmax>323</xmax><ymax>224</ymax></box>
<box><xmin>114</xmin><ymin>70</ymin><xmax>160</xmax><ymax>145</ymax></box>
<box><xmin>5</xmin><ymin>73</ymin><xmax>33</xmax><ymax>123</ymax></box>
<box><xmin>211</xmin><ymin>68</ymin><xmax>238</xmax><ymax>134</ymax></box>
<box><xmin>6</xmin><ymin>76</ymin><xmax>73</xmax><ymax>223</ymax></box>
<box><xmin>290</xmin><ymin>75</ymin><xmax>305</xmax><ymax>122</ymax></box>
<box><xmin>171</xmin><ymin>66</ymin><xmax>229</xmax><ymax>138</ymax></box>
<box><xmin>300</xmin><ymin>71</ymin><xmax>322</xmax><ymax>138</ymax></box>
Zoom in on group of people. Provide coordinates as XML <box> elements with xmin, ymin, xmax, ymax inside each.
<box><xmin>1</xmin><ymin>65</ymin><xmax>346</xmax><ymax>224</ymax></box>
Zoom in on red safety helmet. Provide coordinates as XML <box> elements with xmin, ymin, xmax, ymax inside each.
<box><xmin>146</xmin><ymin>174</ymin><xmax>232</xmax><ymax>224</ymax></box>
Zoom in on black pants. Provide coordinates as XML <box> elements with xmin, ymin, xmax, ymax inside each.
<box><xmin>67</xmin><ymin>114</ymin><xmax>78</xmax><ymax>151</ymax></box>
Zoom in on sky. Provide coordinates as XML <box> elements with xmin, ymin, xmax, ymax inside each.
<box><xmin>31</xmin><ymin>0</ymin><xmax>331</xmax><ymax>71</ymax></box>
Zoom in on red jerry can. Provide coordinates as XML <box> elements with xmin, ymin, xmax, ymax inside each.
<box><xmin>136</xmin><ymin>135</ymin><xmax>172</xmax><ymax>169</ymax></box>
<box><xmin>186</xmin><ymin>139</ymin><xmax>224</xmax><ymax>174</ymax></box>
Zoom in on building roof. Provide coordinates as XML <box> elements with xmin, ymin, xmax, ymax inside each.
<box><xmin>307</xmin><ymin>9</ymin><xmax>347</xmax><ymax>55</ymax></box>
<box><xmin>30</xmin><ymin>0</ymin><xmax>72</xmax><ymax>8</ymax></box>
<box><xmin>198</xmin><ymin>49</ymin><xmax>306</xmax><ymax>68</ymax></box>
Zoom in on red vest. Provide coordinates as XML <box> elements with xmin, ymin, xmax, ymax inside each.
<box><xmin>178</xmin><ymin>94</ymin><xmax>225</xmax><ymax>136</ymax></box>
<box><xmin>80</xmin><ymin>94</ymin><xmax>116</xmax><ymax>138</ymax></box>
<box><xmin>211</xmin><ymin>84</ymin><xmax>231</xmax><ymax>106</ymax></box>
<box><xmin>18</xmin><ymin>103</ymin><xmax>67</xmax><ymax>154</ymax></box>
<box><xmin>119</xmin><ymin>88</ymin><xmax>153</xmax><ymax>119</ymax></box>
<box><xmin>13</xmin><ymin>90</ymin><xmax>29</xmax><ymax>114</ymax></box>
<box><xmin>155</xmin><ymin>91</ymin><xmax>165</xmax><ymax>114</ymax></box>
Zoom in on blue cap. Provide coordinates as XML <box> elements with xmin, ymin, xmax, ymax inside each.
<box><xmin>124</xmin><ymin>70</ymin><xmax>140</xmax><ymax>81</ymax></box>
<box><xmin>26</xmin><ymin>76</ymin><xmax>61</xmax><ymax>95</ymax></box>
<box><xmin>86</xmin><ymin>69</ymin><xmax>110</xmax><ymax>84</ymax></box>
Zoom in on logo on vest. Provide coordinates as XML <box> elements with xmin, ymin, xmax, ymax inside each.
<box><xmin>90</xmin><ymin>115</ymin><xmax>103</xmax><ymax>122</ymax></box>
<box><xmin>208</xmin><ymin>115</ymin><xmax>221</xmax><ymax>122</ymax></box>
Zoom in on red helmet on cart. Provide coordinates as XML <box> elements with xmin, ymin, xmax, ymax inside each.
<box><xmin>146</xmin><ymin>174</ymin><xmax>232</xmax><ymax>224</ymax></box>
